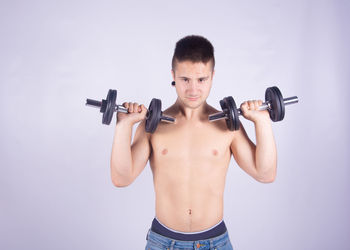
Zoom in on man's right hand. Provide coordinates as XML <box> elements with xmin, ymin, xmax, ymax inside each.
<box><xmin>117</xmin><ymin>102</ymin><xmax>148</xmax><ymax>125</ymax></box>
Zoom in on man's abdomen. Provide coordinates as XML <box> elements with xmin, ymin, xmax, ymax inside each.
<box><xmin>153</xmin><ymin>167</ymin><xmax>227</xmax><ymax>232</ymax></box>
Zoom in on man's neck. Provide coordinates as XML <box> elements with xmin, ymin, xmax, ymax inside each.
<box><xmin>174</xmin><ymin>98</ymin><xmax>209</xmax><ymax>121</ymax></box>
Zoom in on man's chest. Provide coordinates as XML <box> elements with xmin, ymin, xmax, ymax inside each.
<box><xmin>149</xmin><ymin>123</ymin><xmax>233</xmax><ymax>162</ymax></box>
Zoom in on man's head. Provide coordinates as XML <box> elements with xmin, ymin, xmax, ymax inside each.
<box><xmin>171</xmin><ymin>35</ymin><xmax>215</xmax><ymax>72</ymax></box>
<box><xmin>171</xmin><ymin>35</ymin><xmax>215</xmax><ymax>109</ymax></box>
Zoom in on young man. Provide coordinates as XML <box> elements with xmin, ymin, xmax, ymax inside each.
<box><xmin>110</xmin><ymin>35</ymin><xmax>277</xmax><ymax>250</ymax></box>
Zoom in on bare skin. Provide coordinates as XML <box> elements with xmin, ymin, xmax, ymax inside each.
<box><xmin>149</xmin><ymin>103</ymin><xmax>233</xmax><ymax>231</ymax></box>
<box><xmin>110</xmin><ymin>60</ymin><xmax>277</xmax><ymax>232</ymax></box>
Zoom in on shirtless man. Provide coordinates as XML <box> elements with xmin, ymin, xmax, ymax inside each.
<box><xmin>110</xmin><ymin>35</ymin><xmax>277</xmax><ymax>250</ymax></box>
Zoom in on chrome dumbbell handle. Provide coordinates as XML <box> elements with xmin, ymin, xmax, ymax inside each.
<box><xmin>86</xmin><ymin>98</ymin><xmax>175</xmax><ymax>121</ymax></box>
<box><xmin>113</xmin><ymin>103</ymin><xmax>175</xmax><ymax>122</ymax></box>
<box><xmin>86</xmin><ymin>98</ymin><xmax>128</xmax><ymax>113</ymax></box>
<box><xmin>209</xmin><ymin>96</ymin><xmax>298</xmax><ymax>121</ymax></box>
<box><xmin>160</xmin><ymin>115</ymin><xmax>175</xmax><ymax>123</ymax></box>
<box><xmin>236</xmin><ymin>96</ymin><xmax>299</xmax><ymax>115</ymax></box>
<box><xmin>114</xmin><ymin>105</ymin><xmax>128</xmax><ymax>114</ymax></box>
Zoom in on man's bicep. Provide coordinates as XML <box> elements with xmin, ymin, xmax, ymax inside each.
<box><xmin>130</xmin><ymin>120</ymin><xmax>151</xmax><ymax>180</ymax></box>
<box><xmin>230</xmin><ymin>123</ymin><xmax>259</xmax><ymax>180</ymax></box>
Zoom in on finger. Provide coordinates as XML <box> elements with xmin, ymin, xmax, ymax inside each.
<box><xmin>140</xmin><ymin>104</ymin><xmax>147</xmax><ymax>114</ymax></box>
<box><xmin>254</xmin><ymin>100</ymin><xmax>259</xmax><ymax>110</ymax></box>
<box><xmin>122</xmin><ymin>102</ymin><xmax>129</xmax><ymax>108</ymax></box>
<box><xmin>248</xmin><ymin>100</ymin><xmax>255</xmax><ymax>110</ymax></box>
<box><xmin>133</xmin><ymin>102</ymin><xmax>139</xmax><ymax>113</ymax></box>
<box><xmin>139</xmin><ymin>105</ymin><xmax>148</xmax><ymax>118</ymax></box>
<box><xmin>240</xmin><ymin>101</ymin><xmax>248</xmax><ymax>111</ymax></box>
<box><xmin>128</xmin><ymin>102</ymin><xmax>134</xmax><ymax>112</ymax></box>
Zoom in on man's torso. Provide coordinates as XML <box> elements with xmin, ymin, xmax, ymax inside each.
<box><xmin>149</xmin><ymin>105</ymin><xmax>235</xmax><ymax>232</ymax></box>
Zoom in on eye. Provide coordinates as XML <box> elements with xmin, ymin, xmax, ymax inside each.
<box><xmin>199</xmin><ymin>78</ymin><xmax>206</xmax><ymax>83</ymax></box>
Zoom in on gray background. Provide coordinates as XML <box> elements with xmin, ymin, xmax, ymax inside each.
<box><xmin>1</xmin><ymin>0</ymin><xmax>349</xmax><ymax>249</ymax></box>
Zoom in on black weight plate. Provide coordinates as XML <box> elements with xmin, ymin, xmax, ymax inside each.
<box><xmin>227</xmin><ymin>96</ymin><xmax>240</xmax><ymax>131</ymax></box>
<box><xmin>102</xmin><ymin>89</ymin><xmax>117</xmax><ymax>125</ymax></box>
<box><xmin>265</xmin><ymin>87</ymin><xmax>278</xmax><ymax>121</ymax></box>
<box><xmin>219</xmin><ymin>99</ymin><xmax>230</xmax><ymax>129</ymax></box>
<box><xmin>265</xmin><ymin>86</ymin><xmax>284</xmax><ymax>122</ymax></box>
<box><xmin>220</xmin><ymin>96</ymin><xmax>240</xmax><ymax>131</ymax></box>
<box><xmin>145</xmin><ymin>98</ymin><xmax>162</xmax><ymax>133</ymax></box>
<box><xmin>100</xmin><ymin>100</ymin><xmax>107</xmax><ymax>113</ymax></box>
<box><xmin>272</xmin><ymin>86</ymin><xmax>285</xmax><ymax>121</ymax></box>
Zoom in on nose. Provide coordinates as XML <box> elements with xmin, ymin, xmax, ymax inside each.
<box><xmin>187</xmin><ymin>81</ymin><xmax>198</xmax><ymax>94</ymax></box>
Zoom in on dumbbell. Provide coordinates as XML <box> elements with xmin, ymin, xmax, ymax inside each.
<box><xmin>86</xmin><ymin>89</ymin><xmax>175</xmax><ymax>133</ymax></box>
<box><xmin>208</xmin><ymin>86</ymin><xmax>298</xmax><ymax>131</ymax></box>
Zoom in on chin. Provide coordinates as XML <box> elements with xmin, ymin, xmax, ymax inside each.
<box><xmin>183</xmin><ymin>99</ymin><xmax>203</xmax><ymax>109</ymax></box>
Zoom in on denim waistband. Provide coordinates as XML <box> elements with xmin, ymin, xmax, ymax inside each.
<box><xmin>150</xmin><ymin>218</ymin><xmax>227</xmax><ymax>241</ymax></box>
<box><xmin>146</xmin><ymin>228</ymin><xmax>230</xmax><ymax>249</ymax></box>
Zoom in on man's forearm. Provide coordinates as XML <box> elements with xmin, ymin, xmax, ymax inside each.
<box><xmin>110</xmin><ymin>121</ymin><xmax>134</xmax><ymax>185</ymax></box>
<box><xmin>254</xmin><ymin>118</ymin><xmax>277</xmax><ymax>182</ymax></box>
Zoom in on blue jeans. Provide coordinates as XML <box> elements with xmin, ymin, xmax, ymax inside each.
<box><xmin>145</xmin><ymin>229</ymin><xmax>234</xmax><ymax>250</ymax></box>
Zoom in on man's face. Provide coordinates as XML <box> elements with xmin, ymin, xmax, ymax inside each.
<box><xmin>171</xmin><ymin>60</ymin><xmax>214</xmax><ymax>109</ymax></box>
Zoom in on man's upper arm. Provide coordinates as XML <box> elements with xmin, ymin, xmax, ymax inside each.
<box><xmin>230</xmin><ymin>123</ymin><xmax>259</xmax><ymax>180</ymax></box>
<box><xmin>130</xmin><ymin>120</ymin><xmax>151</xmax><ymax>181</ymax></box>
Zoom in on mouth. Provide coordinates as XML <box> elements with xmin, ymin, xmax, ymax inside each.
<box><xmin>186</xmin><ymin>96</ymin><xmax>200</xmax><ymax>101</ymax></box>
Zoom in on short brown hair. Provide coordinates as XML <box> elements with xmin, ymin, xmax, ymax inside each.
<box><xmin>171</xmin><ymin>35</ymin><xmax>215</xmax><ymax>71</ymax></box>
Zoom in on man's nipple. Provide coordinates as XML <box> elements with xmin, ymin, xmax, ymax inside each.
<box><xmin>212</xmin><ymin>149</ymin><xmax>218</xmax><ymax>156</ymax></box>
<box><xmin>161</xmin><ymin>148</ymin><xmax>168</xmax><ymax>155</ymax></box>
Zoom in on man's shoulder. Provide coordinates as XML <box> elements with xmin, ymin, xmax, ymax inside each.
<box><xmin>163</xmin><ymin>104</ymin><xmax>177</xmax><ymax>117</ymax></box>
<box><xmin>206</xmin><ymin>103</ymin><xmax>221</xmax><ymax>115</ymax></box>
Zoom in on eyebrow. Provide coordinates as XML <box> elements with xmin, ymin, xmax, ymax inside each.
<box><xmin>178</xmin><ymin>76</ymin><xmax>210</xmax><ymax>80</ymax></box>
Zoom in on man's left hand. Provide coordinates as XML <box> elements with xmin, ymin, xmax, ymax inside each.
<box><xmin>240</xmin><ymin>100</ymin><xmax>270</xmax><ymax>123</ymax></box>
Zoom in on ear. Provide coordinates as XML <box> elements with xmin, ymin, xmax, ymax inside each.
<box><xmin>211</xmin><ymin>69</ymin><xmax>215</xmax><ymax>79</ymax></box>
<box><xmin>171</xmin><ymin>69</ymin><xmax>175</xmax><ymax>80</ymax></box>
